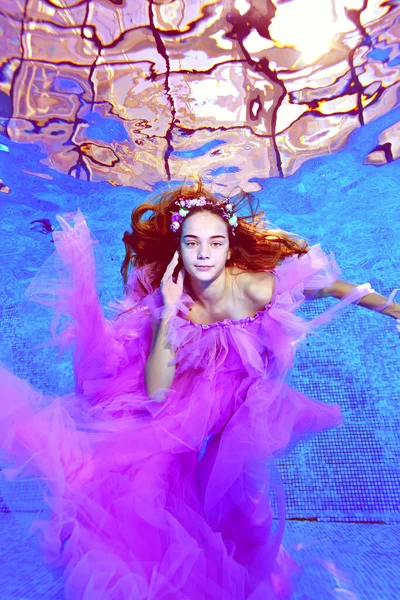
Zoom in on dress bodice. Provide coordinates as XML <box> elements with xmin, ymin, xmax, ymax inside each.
<box><xmin>183</xmin><ymin>301</ymin><xmax>274</xmax><ymax>329</ymax></box>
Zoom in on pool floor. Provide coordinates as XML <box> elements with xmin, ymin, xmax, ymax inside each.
<box><xmin>0</xmin><ymin>514</ymin><xmax>397</xmax><ymax>599</ymax></box>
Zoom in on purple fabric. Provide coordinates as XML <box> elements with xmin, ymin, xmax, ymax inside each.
<box><xmin>0</xmin><ymin>210</ymin><xmax>380</xmax><ymax>599</ymax></box>
<box><xmin>367</xmin><ymin>288</ymin><xmax>399</xmax><ymax>312</ymax></box>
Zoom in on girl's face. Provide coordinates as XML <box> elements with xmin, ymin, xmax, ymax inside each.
<box><xmin>179</xmin><ymin>211</ymin><xmax>232</xmax><ymax>281</ymax></box>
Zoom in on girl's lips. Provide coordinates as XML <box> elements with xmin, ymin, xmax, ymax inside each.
<box><xmin>195</xmin><ymin>266</ymin><xmax>213</xmax><ymax>270</ymax></box>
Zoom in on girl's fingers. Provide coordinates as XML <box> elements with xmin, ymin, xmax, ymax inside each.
<box><xmin>165</xmin><ymin>251</ymin><xmax>179</xmax><ymax>272</ymax></box>
<box><xmin>164</xmin><ymin>252</ymin><xmax>180</xmax><ymax>276</ymax></box>
<box><xmin>162</xmin><ymin>251</ymin><xmax>180</xmax><ymax>282</ymax></box>
<box><xmin>176</xmin><ymin>267</ymin><xmax>185</xmax><ymax>287</ymax></box>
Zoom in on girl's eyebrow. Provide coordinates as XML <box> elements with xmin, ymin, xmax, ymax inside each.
<box><xmin>183</xmin><ymin>235</ymin><xmax>226</xmax><ymax>239</ymax></box>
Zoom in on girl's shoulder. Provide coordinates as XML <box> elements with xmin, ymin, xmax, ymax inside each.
<box><xmin>228</xmin><ymin>266</ymin><xmax>276</xmax><ymax>310</ymax></box>
<box><xmin>229</xmin><ymin>244</ymin><xmax>340</xmax><ymax>308</ymax></box>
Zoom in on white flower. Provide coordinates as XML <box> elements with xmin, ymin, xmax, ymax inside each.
<box><xmin>171</xmin><ymin>221</ymin><xmax>181</xmax><ymax>231</ymax></box>
<box><xmin>179</xmin><ymin>208</ymin><xmax>190</xmax><ymax>217</ymax></box>
<box><xmin>225</xmin><ymin>203</ymin><xmax>233</xmax><ymax>211</ymax></box>
<box><xmin>228</xmin><ymin>214</ymin><xmax>238</xmax><ymax>226</ymax></box>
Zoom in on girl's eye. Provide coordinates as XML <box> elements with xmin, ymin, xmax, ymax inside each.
<box><xmin>186</xmin><ymin>242</ymin><xmax>222</xmax><ymax>247</ymax></box>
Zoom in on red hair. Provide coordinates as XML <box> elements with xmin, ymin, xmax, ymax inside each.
<box><xmin>121</xmin><ymin>178</ymin><xmax>310</xmax><ymax>289</ymax></box>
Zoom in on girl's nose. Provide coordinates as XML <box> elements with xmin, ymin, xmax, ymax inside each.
<box><xmin>197</xmin><ymin>248</ymin><xmax>210</xmax><ymax>259</ymax></box>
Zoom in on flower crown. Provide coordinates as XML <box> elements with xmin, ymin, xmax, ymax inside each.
<box><xmin>170</xmin><ymin>195</ymin><xmax>238</xmax><ymax>235</ymax></box>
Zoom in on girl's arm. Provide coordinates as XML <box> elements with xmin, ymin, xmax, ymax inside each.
<box><xmin>309</xmin><ymin>279</ymin><xmax>400</xmax><ymax>319</ymax></box>
<box><xmin>145</xmin><ymin>250</ymin><xmax>185</xmax><ymax>401</ymax></box>
<box><xmin>145</xmin><ymin>317</ymin><xmax>176</xmax><ymax>401</ymax></box>
<box><xmin>248</xmin><ymin>272</ymin><xmax>399</xmax><ymax>319</ymax></box>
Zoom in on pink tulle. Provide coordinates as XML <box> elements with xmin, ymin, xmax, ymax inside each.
<box><xmin>0</xmin><ymin>210</ymin><xmax>375</xmax><ymax>599</ymax></box>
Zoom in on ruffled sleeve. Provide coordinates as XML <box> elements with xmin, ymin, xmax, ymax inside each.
<box><xmin>273</xmin><ymin>243</ymin><xmax>341</xmax><ymax>303</ymax></box>
<box><xmin>258</xmin><ymin>244</ymin><xmax>376</xmax><ymax>378</ymax></box>
<box><xmin>24</xmin><ymin>210</ymin><xmax>128</xmax><ymax>395</ymax></box>
<box><xmin>272</xmin><ymin>243</ymin><xmax>375</xmax><ymax>330</ymax></box>
<box><xmin>24</xmin><ymin>210</ymin><xmax>168</xmax><ymax>410</ymax></box>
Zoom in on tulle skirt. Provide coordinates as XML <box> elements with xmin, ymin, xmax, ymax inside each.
<box><xmin>0</xmin><ymin>360</ymin><xmax>344</xmax><ymax>600</ymax></box>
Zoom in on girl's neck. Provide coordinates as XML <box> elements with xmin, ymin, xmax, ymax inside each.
<box><xmin>187</xmin><ymin>267</ymin><xmax>230</xmax><ymax>311</ymax></box>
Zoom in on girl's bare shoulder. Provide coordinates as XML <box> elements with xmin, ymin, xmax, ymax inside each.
<box><xmin>227</xmin><ymin>266</ymin><xmax>276</xmax><ymax>306</ymax></box>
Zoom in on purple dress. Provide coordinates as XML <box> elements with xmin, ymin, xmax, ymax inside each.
<box><xmin>0</xmin><ymin>210</ymin><xmax>374</xmax><ymax>599</ymax></box>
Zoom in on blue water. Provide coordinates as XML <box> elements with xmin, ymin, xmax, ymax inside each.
<box><xmin>0</xmin><ymin>106</ymin><xmax>399</xmax><ymax>599</ymax></box>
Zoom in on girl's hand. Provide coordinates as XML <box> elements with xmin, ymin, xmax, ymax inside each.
<box><xmin>160</xmin><ymin>251</ymin><xmax>185</xmax><ymax>308</ymax></box>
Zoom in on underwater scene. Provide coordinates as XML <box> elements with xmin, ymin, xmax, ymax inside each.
<box><xmin>0</xmin><ymin>1</ymin><xmax>399</xmax><ymax>599</ymax></box>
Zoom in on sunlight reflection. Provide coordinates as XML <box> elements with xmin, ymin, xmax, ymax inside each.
<box><xmin>0</xmin><ymin>0</ymin><xmax>398</xmax><ymax>191</ymax></box>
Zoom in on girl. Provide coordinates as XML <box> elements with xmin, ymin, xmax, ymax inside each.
<box><xmin>0</xmin><ymin>179</ymin><xmax>398</xmax><ymax>600</ymax></box>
